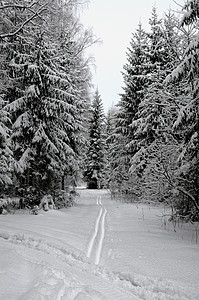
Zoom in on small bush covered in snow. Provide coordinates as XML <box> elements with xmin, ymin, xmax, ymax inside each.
<box><xmin>53</xmin><ymin>190</ymin><xmax>78</xmax><ymax>209</ymax></box>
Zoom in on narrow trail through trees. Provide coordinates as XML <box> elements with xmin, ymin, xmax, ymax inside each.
<box><xmin>87</xmin><ymin>196</ymin><xmax>107</xmax><ymax>265</ymax></box>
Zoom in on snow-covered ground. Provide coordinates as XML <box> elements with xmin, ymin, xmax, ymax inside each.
<box><xmin>0</xmin><ymin>189</ymin><xmax>198</xmax><ymax>300</ymax></box>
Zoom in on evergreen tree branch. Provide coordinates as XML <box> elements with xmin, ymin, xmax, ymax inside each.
<box><xmin>161</xmin><ymin>159</ymin><xmax>199</xmax><ymax>213</ymax></box>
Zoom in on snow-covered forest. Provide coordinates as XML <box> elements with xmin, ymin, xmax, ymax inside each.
<box><xmin>84</xmin><ymin>1</ymin><xmax>199</xmax><ymax>223</ymax></box>
<box><xmin>0</xmin><ymin>1</ymin><xmax>199</xmax><ymax>299</ymax></box>
<box><xmin>0</xmin><ymin>0</ymin><xmax>198</xmax><ymax>219</ymax></box>
<box><xmin>109</xmin><ymin>1</ymin><xmax>199</xmax><ymax>223</ymax></box>
<box><xmin>0</xmin><ymin>0</ymin><xmax>95</xmax><ymax>204</ymax></box>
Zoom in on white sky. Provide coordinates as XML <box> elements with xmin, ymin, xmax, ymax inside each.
<box><xmin>80</xmin><ymin>0</ymin><xmax>185</xmax><ymax>112</ymax></box>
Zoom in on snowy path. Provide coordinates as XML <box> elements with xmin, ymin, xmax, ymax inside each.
<box><xmin>87</xmin><ymin>196</ymin><xmax>107</xmax><ymax>265</ymax></box>
<box><xmin>0</xmin><ymin>189</ymin><xmax>199</xmax><ymax>299</ymax></box>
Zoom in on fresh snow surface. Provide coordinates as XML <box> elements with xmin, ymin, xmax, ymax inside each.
<box><xmin>0</xmin><ymin>189</ymin><xmax>198</xmax><ymax>300</ymax></box>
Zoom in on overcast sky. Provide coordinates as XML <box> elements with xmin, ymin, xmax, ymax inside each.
<box><xmin>80</xmin><ymin>0</ymin><xmax>185</xmax><ymax>112</ymax></box>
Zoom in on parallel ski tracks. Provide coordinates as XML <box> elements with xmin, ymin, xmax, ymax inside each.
<box><xmin>87</xmin><ymin>196</ymin><xmax>107</xmax><ymax>265</ymax></box>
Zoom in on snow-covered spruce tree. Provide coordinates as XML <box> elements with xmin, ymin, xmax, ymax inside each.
<box><xmin>118</xmin><ymin>22</ymin><xmax>150</xmax><ymax>145</ymax></box>
<box><xmin>0</xmin><ymin>2</ymin><xmax>19</xmax><ymax>193</ymax></box>
<box><xmin>0</xmin><ymin>97</ymin><xmax>13</xmax><ymax>194</ymax></box>
<box><xmin>165</xmin><ymin>0</ymin><xmax>199</xmax><ymax>221</ymax></box>
<box><xmin>1</xmin><ymin>0</ymin><xmax>92</xmax><ymax>198</ymax></box>
<box><xmin>102</xmin><ymin>106</ymin><xmax>117</xmax><ymax>190</ymax></box>
<box><xmin>112</xmin><ymin>11</ymin><xmax>176</xmax><ymax>200</ymax></box>
<box><xmin>110</xmin><ymin>23</ymin><xmax>150</xmax><ymax>198</ymax></box>
<box><xmin>129</xmin><ymin>9</ymin><xmax>175</xmax><ymax>173</ymax></box>
<box><xmin>84</xmin><ymin>90</ymin><xmax>105</xmax><ymax>189</ymax></box>
<box><xmin>128</xmin><ymin>10</ymin><xmax>183</xmax><ymax>203</ymax></box>
<box><xmin>108</xmin><ymin>108</ymin><xmax>140</xmax><ymax>200</ymax></box>
<box><xmin>48</xmin><ymin>3</ymin><xmax>93</xmax><ymax>190</ymax></box>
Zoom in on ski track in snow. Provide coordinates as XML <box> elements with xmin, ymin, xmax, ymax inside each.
<box><xmin>95</xmin><ymin>200</ymin><xmax>107</xmax><ymax>265</ymax></box>
<box><xmin>87</xmin><ymin>197</ymin><xmax>103</xmax><ymax>259</ymax></box>
<box><xmin>0</xmin><ymin>190</ymin><xmax>199</xmax><ymax>300</ymax></box>
<box><xmin>87</xmin><ymin>196</ymin><xmax>107</xmax><ymax>265</ymax></box>
<box><xmin>0</xmin><ymin>232</ymin><xmax>198</xmax><ymax>300</ymax></box>
<box><xmin>0</xmin><ymin>232</ymin><xmax>135</xmax><ymax>300</ymax></box>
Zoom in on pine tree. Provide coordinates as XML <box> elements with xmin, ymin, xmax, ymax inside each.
<box><xmin>102</xmin><ymin>106</ymin><xmax>117</xmax><ymax>189</ymax></box>
<box><xmin>0</xmin><ymin>97</ymin><xmax>13</xmax><ymax>192</ymax></box>
<box><xmin>129</xmin><ymin>10</ymin><xmax>181</xmax><ymax>177</ymax></box>
<box><xmin>84</xmin><ymin>90</ymin><xmax>105</xmax><ymax>189</ymax></box>
<box><xmin>113</xmin><ymin>12</ymin><xmax>175</xmax><ymax>197</ymax></box>
<box><xmin>1</xmin><ymin>0</ymin><xmax>93</xmax><ymax>197</ymax></box>
<box><xmin>165</xmin><ymin>0</ymin><xmax>199</xmax><ymax>220</ymax></box>
<box><xmin>118</xmin><ymin>22</ymin><xmax>150</xmax><ymax>141</ymax></box>
<box><xmin>109</xmin><ymin>23</ymin><xmax>150</xmax><ymax>196</ymax></box>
